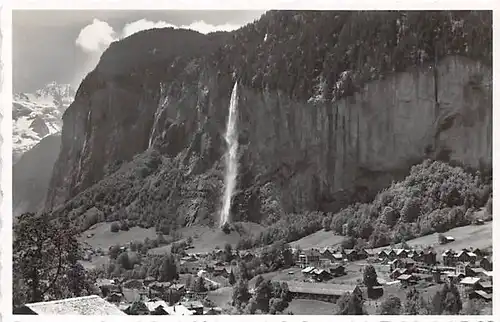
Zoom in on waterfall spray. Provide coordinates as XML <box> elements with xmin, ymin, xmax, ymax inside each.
<box><xmin>220</xmin><ymin>81</ymin><xmax>239</xmax><ymax>227</ymax></box>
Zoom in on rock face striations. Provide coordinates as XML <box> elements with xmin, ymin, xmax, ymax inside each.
<box><xmin>44</xmin><ymin>11</ymin><xmax>492</xmax><ymax>229</ymax></box>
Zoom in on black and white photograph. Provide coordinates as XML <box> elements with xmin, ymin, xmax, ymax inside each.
<box><xmin>7</xmin><ymin>5</ymin><xmax>494</xmax><ymax>317</ymax></box>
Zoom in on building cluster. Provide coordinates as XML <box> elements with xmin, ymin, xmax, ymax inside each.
<box><xmin>296</xmin><ymin>247</ymin><xmax>371</xmax><ymax>268</ymax></box>
<box><xmin>90</xmin><ymin>276</ymin><xmax>222</xmax><ymax>315</ymax></box>
<box><xmin>379</xmin><ymin>246</ymin><xmax>493</xmax><ymax>301</ymax></box>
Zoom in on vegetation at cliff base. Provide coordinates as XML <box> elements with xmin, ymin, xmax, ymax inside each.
<box><xmin>234</xmin><ymin>160</ymin><xmax>491</xmax><ymax>249</ymax></box>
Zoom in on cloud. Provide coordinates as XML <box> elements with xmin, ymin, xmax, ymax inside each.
<box><xmin>179</xmin><ymin>21</ymin><xmax>241</xmax><ymax>34</ymax></box>
<box><xmin>75</xmin><ymin>18</ymin><xmax>117</xmax><ymax>53</ymax></box>
<box><xmin>121</xmin><ymin>19</ymin><xmax>176</xmax><ymax>38</ymax></box>
<box><xmin>76</xmin><ymin>18</ymin><xmax>242</xmax><ymax>54</ymax></box>
<box><xmin>73</xmin><ymin>18</ymin><xmax>242</xmax><ymax>85</ymax></box>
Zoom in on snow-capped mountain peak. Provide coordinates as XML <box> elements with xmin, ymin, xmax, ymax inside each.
<box><xmin>13</xmin><ymin>82</ymin><xmax>75</xmax><ymax>163</ymax></box>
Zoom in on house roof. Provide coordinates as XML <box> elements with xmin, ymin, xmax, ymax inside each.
<box><xmin>471</xmin><ymin>267</ymin><xmax>485</xmax><ymax>274</ymax></box>
<box><xmin>146</xmin><ymin>300</ymin><xmax>169</xmax><ymax>312</ymax></box>
<box><xmin>24</xmin><ymin>295</ymin><xmax>126</xmax><ymax>315</ymax></box>
<box><xmin>395</xmin><ymin>249</ymin><xmax>407</xmax><ymax>255</ymax></box>
<box><xmin>392</xmin><ymin>268</ymin><xmax>408</xmax><ymax>274</ymax></box>
<box><xmin>329</xmin><ymin>264</ymin><xmax>345</xmax><ymax>270</ymax></box>
<box><xmin>422</xmin><ymin>248</ymin><xmax>436</xmax><ymax>255</ymax></box>
<box><xmin>397</xmin><ymin>274</ymin><xmax>414</xmax><ymax>281</ymax></box>
<box><xmin>460</xmin><ymin>277</ymin><xmax>481</xmax><ymax>285</ymax></box>
<box><xmin>96</xmin><ymin>278</ymin><xmax>115</xmax><ymax>286</ymax></box>
<box><xmin>320</xmin><ymin>247</ymin><xmax>332</xmax><ymax>254</ymax></box>
<box><xmin>312</xmin><ymin>268</ymin><xmax>329</xmax><ymax>275</ymax></box>
<box><xmin>171</xmin><ymin>283</ymin><xmax>186</xmax><ymax>291</ymax></box>
<box><xmin>479</xmin><ymin>281</ymin><xmax>492</xmax><ymax>289</ymax></box>
<box><xmin>182</xmin><ymin>301</ymin><xmax>204</xmax><ymax>309</ymax></box>
<box><xmin>164</xmin><ymin>304</ymin><xmax>194</xmax><ymax>316</ymax></box>
<box><xmin>304</xmin><ymin>249</ymin><xmax>321</xmax><ymax>257</ymax></box>
<box><xmin>483</xmin><ymin>271</ymin><xmax>493</xmax><ymax>277</ymax></box>
<box><xmin>474</xmin><ymin>290</ymin><xmax>492</xmax><ymax>300</ymax></box>
<box><xmin>284</xmin><ymin>281</ymin><xmax>358</xmax><ymax>296</ymax></box>
<box><xmin>302</xmin><ymin>266</ymin><xmax>315</xmax><ymax>274</ymax></box>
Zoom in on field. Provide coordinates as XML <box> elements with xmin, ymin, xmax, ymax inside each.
<box><xmin>289</xmin><ymin>230</ymin><xmax>345</xmax><ymax>250</ymax></box>
<box><xmin>285</xmin><ymin>299</ymin><xmax>336</xmax><ymax>315</ymax></box>
<box><xmin>372</xmin><ymin>221</ymin><xmax>493</xmax><ymax>260</ymax></box>
<box><xmin>78</xmin><ymin>222</ymin><xmax>157</xmax><ymax>250</ymax></box>
<box><xmin>206</xmin><ymin>286</ymin><xmax>233</xmax><ymax>308</ymax></box>
<box><xmin>148</xmin><ymin>222</ymin><xmax>266</xmax><ymax>255</ymax></box>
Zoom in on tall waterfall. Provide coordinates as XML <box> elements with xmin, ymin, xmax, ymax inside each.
<box><xmin>220</xmin><ymin>81</ymin><xmax>239</xmax><ymax>227</ymax></box>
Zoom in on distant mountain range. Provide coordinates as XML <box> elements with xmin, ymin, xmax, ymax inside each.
<box><xmin>12</xmin><ymin>82</ymin><xmax>74</xmax><ymax>215</ymax></box>
<box><xmin>13</xmin><ymin>82</ymin><xmax>75</xmax><ymax>163</ymax></box>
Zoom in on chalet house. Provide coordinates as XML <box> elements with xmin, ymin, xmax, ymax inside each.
<box><xmin>459</xmin><ymin>277</ymin><xmax>481</xmax><ymax>297</ymax></box>
<box><xmin>179</xmin><ymin>261</ymin><xmax>201</xmax><ymax>274</ymax></box>
<box><xmin>143</xmin><ymin>276</ymin><xmax>156</xmax><ymax>286</ymax></box>
<box><xmin>298</xmin><ymin>249</ymin><xmax>321</xmax><ymax>268</ymax></box>
<box><xmin>442</xmin><ymin>250</ymin><xmax>457</xmax><ymax>266</ymax></box>
<box><xmin>96</xmin><ymin>279</ymin><xmax>121</xmax><ymax>297</ymax></box>
<box><xmin>390</xmin><ymin>268</ymin><xmax>409</xmax><ymax>280</ymax></box>
<box><xmin>471</xmin><ymin>290</ymin><xmax>492</xmax><ymax>301</ymax></box>
<box><xmin>470</xmin><ymin>267</ymin><xmax>486</xmax><ymax>277</ymax></box>
<box><xmin>397</xmin><ymin>274</ymin><xmax>417</xmax><ymax>286</ymax></box>
<box><xmin>378</xmin><ymin>249</ymin><xmax>391</xmax><ymax>260</ymax></box>
<box><xmin>342</xmin><ymin>249</ymin><xmax>362</xmax><ymax>261</ymax></box>
<box><xmin>420</xmin><ymin>248</ymin><xmax>437</xmax><ymax>265</ymax></box>
<box><xmin>239</xmin><ymin>251</ymin><xmax>254</xmax><ymax>261</ymax></box>
<box><xmin>456</xmin><ymin>263</ymin><xmax>474</xmax><ymax>277</ymax></box>
<box><xmin>13</xmin><ymin>295</ymin><xmax>127</xmax><ymax>315</ymax></box>
<box><xmin>480</xmin><ymin>256</ymin><xmax>493</xmax><ymax>271</ymax></box>
<box><xmin>471</xmin><ymin>248</ymin><xmax>483</xmax><ymax>257</ymax></box>
<box><xmin>364</xmin><ymin>249</ymin><xmax>376</xmax><ymax>257</ymax></box>
<box><xmin>332</xmin><ymin>253</ymin><xmax>344</xmax><ymax>261</ymax></box>
<box><xmin>394</xmin><ymin>249</ymin><xmax>408</xmax><ymax>259</ymax></box>
<box><xmin>389</xmin><ymin>259</ymin><xmax>403</xmax><ymax>271</ymax></box>
<box><xmin>320</xmin><ymin>248</ymin><xmax>335</xmax><ymax>261</ymax></box>
<box><xmin>311</xmin><ymin>268</ymin><xmax>332</xmax><ymax>282</ymax></box>
<box><xmin>386</xmin><ymin>249</ymin><xmax>397</xmax><ymax>260</ymax></box>
<box><xmin>478</xmin><ymin>280</ymin><xmax>492</xmax><ymax>294</ymax></box>
<box><xmin>390</xmin><ymin>258</ymin><xmax>415</xmax><ymax>271</ymax></box>
<box><xmin>285</xmin><ymin>281</ymin><xmax>361</xmax><ymax>302</ymax></box>
<box><xmin>329</xmin><ymin>264</ymin><xmax>346</xmax><ymax>277</ymax></box>
<box><xmin>455</xmin><ymin>251</ymin><xmax>477</xmax><ymax>265</ymax></box>
<box><xmin>181</xmin><ymin>301</ymin><xmax>205</xmax><ymax>315</ymax></box>
<box><xmin>302</xmin><ymin>266</ymin><xmax>315</xmax><ymax>277</ymax></box>
<box><xmin>145</xmin><ymin>300</ymin><xmax>170</xmax><ymax>315</ymax></box>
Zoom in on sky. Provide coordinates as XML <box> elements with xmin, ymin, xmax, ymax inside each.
<box><xmin>12</xmin><ymin>10</ymin><xmax>265</xmax><ymax>93</ymax></box>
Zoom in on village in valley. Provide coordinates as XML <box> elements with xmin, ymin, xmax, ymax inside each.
<box><xmin>15</xmin><ymin>220</ymin><xmax>493</xmax><ymax>315</ymax></box>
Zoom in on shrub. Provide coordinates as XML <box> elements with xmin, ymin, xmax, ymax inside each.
<box><xmin>110</xmin><ymin>222</ymin><xmax>120</xmax><ymax>233</ymax></box>
<box><xmin>120</xmin><ymin>221</ymin><xmax>130</xmax><ymax>231</ymax></box>
<box><xmin>486</xmin><ymin>195</ymin><xmax>492</xmax><ymax>216</ymax></box>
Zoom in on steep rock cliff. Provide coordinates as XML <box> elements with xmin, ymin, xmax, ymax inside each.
<box><xmin>147</xmin><ymin>55</ymin><xmax>492</xmax><ymax>216</ymax></box>
<box><xmin>45</xmin><ymin>11</ymin><xmax>492</xmax><ymax>229</ymax></box>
